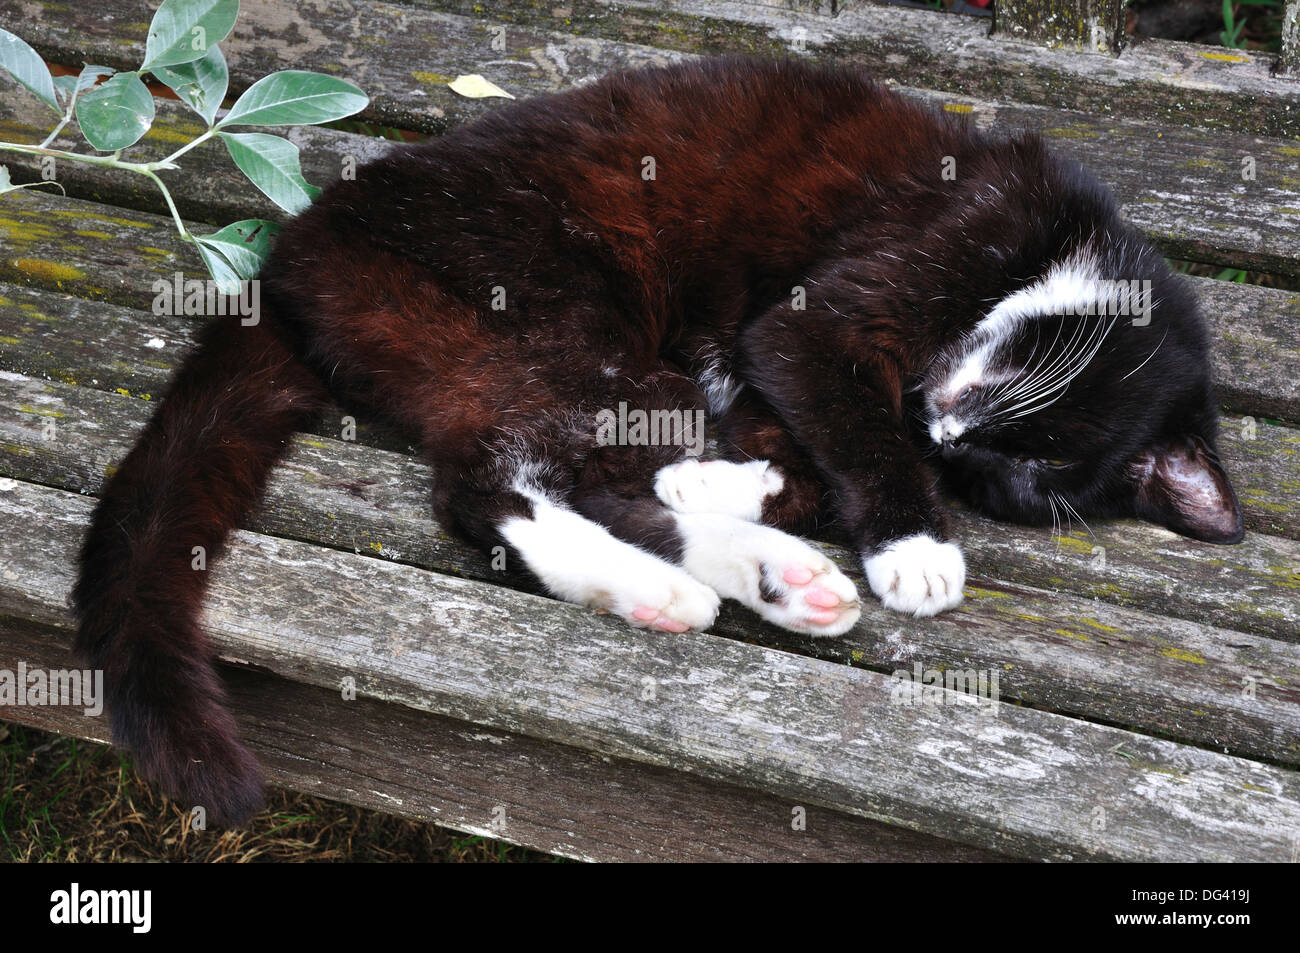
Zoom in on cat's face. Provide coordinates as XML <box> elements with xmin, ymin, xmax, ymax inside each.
<box><xmin>920</xmin><ymin>251</ymin><xmax>1244</xmax><ymax>544</ymax></box>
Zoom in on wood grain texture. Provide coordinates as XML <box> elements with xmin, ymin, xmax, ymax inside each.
<box><xmin>3</xmin><ymin>476</ymin><xmax>1299</xmax><ymax>861</ymax></box>
<box><xmin>5</xmin><ymin>12</ymin><xmax>1300</xmax><ymax>277</ymax></box>
<box><xmin>1284</xmin><ymin>0</ymin><xmax>1300</xmax><ymax>75</ymax></box>
<box><xmin>418</xmin><ymin>0</ymin><xmax>1300</xmax><ymax>137</ymax></box>
<box><xmin>2</xmin><ymin>0</ymin><xmax>1298</xmax><ymax>139</ymax></box>
<box><xmin>995</xmin><ymin>0</ymin><xmax>1126</xmax><ymax>52</ymax></box>
<box><xmin>2</xmin><ymin>190</ymin><xmax>1299</xmax><ymax>423</ymax></box>
<box><xmin>3</xmin><ymin>371</ymin><xmax>1299</xmax><ymax>770</ymax></box>
<box><xmin>1</xmin><ymin>625</ymin><xmax>1009</xmax><ymax>862</ymax></box>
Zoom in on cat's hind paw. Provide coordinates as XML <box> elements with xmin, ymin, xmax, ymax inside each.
<box><xmin>654</xmin><ymin>458</ymin><xmax>783</xmax><ymax>522</ymax></box>
<box><xmin>622</xmin><ymin>571</ymin><xmax>722</xmax><ymax>634</ymax></box>
<box><xmin>864</xmin><ymin>534</ymin><xmax>965</xmax><ymax>617</ymax></box>
<box><xmin>677</xmin><ymin>514</ymin><xmax>860</xmax><ymax>636</ymax></box>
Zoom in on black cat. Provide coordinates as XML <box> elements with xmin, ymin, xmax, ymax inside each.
<box><xmin>73</xmin><ymin>56</ymin><xmax>1244</xmax><ymax>825</ymax></box>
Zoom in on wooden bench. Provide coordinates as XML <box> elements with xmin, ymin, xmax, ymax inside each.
<box><xmin>2</xmin><ymin>0</ymin><xmax>1299</xmax><ymax>861</ymax></box>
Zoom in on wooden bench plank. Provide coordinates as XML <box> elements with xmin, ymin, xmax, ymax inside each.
<box><xmin>4</xmin><ymin>370</ymin><xmax>1298</xmax><ymax>770</ymax></box>
<box><xmin>1</xmin><ymin>626</ymin><xmax>1009</xmax><ymax>862</ymax></box>
<box><xmin>3</xmin><ymin>476</ymin><xmax>1298</xmax><ymax>861</ymax></box>
<box><xmin>4</xmin><ymin>34</ymin><xmax>1300</xmax><ymax>275</ymax></box>
<box><xmin>2</xmin><ymin>190</ymin><xmax>1298</xmax><ymax>423</ymax></box>
<box><xmin>1</xmin><ymin>293</ymin><xmax>1295</xmax><ymax>540</ymax></box>
<box><xmin>584</xmin><ymin>0</ymin><xmax>1300</xmax><ymax>137</ymax></box>
<box><xmin>996</xmin><ymin>0</ymin><xmax>1125</xmax><ymax>51</ymax></box>
<box><xmin>5</xmin><ymin>0</ymin><xmax>1296</xmax><ymax>138</ymax></box>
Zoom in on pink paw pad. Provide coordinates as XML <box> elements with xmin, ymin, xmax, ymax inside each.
<box><xmin>631</xmin><ymin>605</ymin><xmax>690</xmax><ymax>633</ymax></box>
<box><xmin>804</xmin><ymin>585</ymin><xmax>842</xmax><ymax>609</ymax></box>
<box><xmin>783</xmin><ymin>566</ymin><xmax>814</xmax><ymax>585</ymax></box>
<box><xmin>768</xmin><ymin>562</ymin><xmax>859</xmax><ymax>634</ymax></box>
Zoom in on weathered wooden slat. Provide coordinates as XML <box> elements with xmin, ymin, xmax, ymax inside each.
<box><xmin>3</xmin><ymin>476</ymin><xmax>1299</xmax><ymax>862</ymax></box>
<box><xmin>995</xmin><ymin>0</ymin><xmax>1126</xmax><ymax>52</ymax></box>
<box><xmin>1</xmin><ymin>0</ymin><xmax>687</xmax><ymax>137</ymax></box>
<box><xmin>2</xmin><ymin>190</ymin><xmax>1298</xmax><ymax>421</ymax></box>
<box><xmin>1</xmin><ymin>626</ymin><xmax>1007</xmax><ymax>862</ymax></box>
<box><xmin>2</xmin><ymin>0</ymin><xmax>1297</xmax><ymax>143</ymax></box>
<box><xmin>433</xmin><ymin>0</ymin><xmax>1298</xmax><ymax>137</ymax></box>
<box><xmin>3</xmin><ymin>370</ymin><xmax>1299</xmax><ymax>770</ymax></box>
<box><xmin>1</xmin><ymin>294</ymin><xmax>1295</xmax><ymax>542</ymax></box>
<box><xmin>7</xmin><ymin>79</ymin><xmax>1300</xmax><ymax>278</ymax></box>
<box><xmin>595</xmin><ymin>0</ymin><xmax>1300</xmax><ymax>137</ymax></box>
<box><xmin>1285</xmin><ymin>0</ymin><xmax>1300</xmax><ymax>76</ymax></box>
<box><xmin>898</xmin><ymin>90</ymin><xmax>1300</xmax><ymax>281</ymax></box>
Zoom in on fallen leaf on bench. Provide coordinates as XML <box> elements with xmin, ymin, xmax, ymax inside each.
<box><xmin>447</xmin><ymin>74</ymin><xmax>515</xmax><ymax>100</ymax></box>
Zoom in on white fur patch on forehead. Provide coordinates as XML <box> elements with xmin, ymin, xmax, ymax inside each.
<box><xmin>973</xmin><ymin>249</ymin><xmax>1103</xmax><ymax>346</ymax></box>
<box><xmin>936</xmin><ymin>249</ymin><xmax>1103</xmax><ymax>403</ymax></box>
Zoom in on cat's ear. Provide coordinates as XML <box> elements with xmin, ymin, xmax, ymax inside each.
<box><xmin>1127</xmin><ymin>435</ymin><xmax>1244</xmax><ymax>544</ymax></box>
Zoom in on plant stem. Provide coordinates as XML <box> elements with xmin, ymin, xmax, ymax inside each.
<box><xmin>0</xmin><ymin>140</ymin><xmax>194</xmax><ymax>241</ymax></box>
<box><xmin>158</xmin><ymin>127</ymin><xmax>216</xmax><ymax>167</ymax></box>
<box><xmin>137</xmin><ymin>167</ymin><xmax>192</xmax><ymax>241</ymax></box>
<box><xmin>38</xmin><ymin>84</ymin><xmax>82</xmax><ymax>150</ymax></box>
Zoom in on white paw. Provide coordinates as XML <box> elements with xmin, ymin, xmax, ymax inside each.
<box><xmin>500</xmin><ymin>492</ymin><xmax>720</xmax><ymax>633</ymax></box>
<box><xmin>677</xmin><ymin>514</ymin><xmax>860</xmax><ymax>636</ymax></box>
<box><xmin>617</xmin><ymin>564</ymin><xmax>722</xmax><ymax>634</ymax></box>
<box><xmin>863</xmin><ymin>534</ymin><xmax>965</xmax><ymax>617</ymax></box>
<box><xmin>654</xmin><ymin>458</ymin><xmax>784</xmax><ymax>522</ymax></box>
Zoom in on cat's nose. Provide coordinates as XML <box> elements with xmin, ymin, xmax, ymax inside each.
<box><xmin>929</xmin><ymin>414</ymin><xmax>968</xmax><ymax>445</ymax></box>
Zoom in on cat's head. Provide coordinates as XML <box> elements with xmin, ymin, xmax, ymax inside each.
<box><xmin>920</xmin><ymin>237</ymin><xmax>1244</xmax><ymax>544</ymax></box>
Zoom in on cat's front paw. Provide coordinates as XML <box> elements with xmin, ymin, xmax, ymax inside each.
<box><xmin>677</xmin><ymin>514</ymin><xmax>860</xmax><ymax>636</ymax></box>
<box><xmin>654</xmin><ymin>458</ymin><xmax>783</xmax><ymax>522</ymax></box>
<box><xmin>863</xmin><ymin>534</ymin><xmax>965</xmax><ymax>617</ymax></box>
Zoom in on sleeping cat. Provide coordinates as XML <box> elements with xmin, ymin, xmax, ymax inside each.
<box><xmin>73</xmin><ymin>57</ymin><xmax>1244</xmax><ymax>825</ymax></box>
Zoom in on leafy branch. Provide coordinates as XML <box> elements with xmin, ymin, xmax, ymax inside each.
<box><xmin>0</xmin><ymin>0</ymin><xmax>368</xmax><ymax>292</ymax></box>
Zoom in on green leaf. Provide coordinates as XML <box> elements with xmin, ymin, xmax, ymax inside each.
<box><xmin>142</xmin><ymin>0</ymin><xmax>239</xmax><ymax>71</ymax></box>
<box><xmin>153</xmin><ymin>45</ymin><xmax>227</xmax><ymax>126</ymax></box>
<box><xmin>219</xmin><ymin>131</ymin><xmax>321</xmax><ymax>215</ymax></box>
<box><xmin>193</xmin><ymin>239</ymin><xmax>243</xmax><ymax>295</ymax></box>
<box><xmin>0</xmin><ymin>28</ymin><xmax>60</xmax><ymax>113</ymax></box>
<box><xmin>195</xmin><ymin>219</ymin><xmax>279</xmax><ymax>278</ymax></box>
<box><xmin>219</xmin><ymin>70</ymin><xmax>367</xmax><ymax>128</ymax></box>
<box><xmin>75</xmin><ymin>71</ymin><xmax>156</xmax><ymax>151</ymax></box>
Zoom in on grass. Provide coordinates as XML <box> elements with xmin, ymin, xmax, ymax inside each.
<box><xmin>0</xmin><ymin>722</ymin><xmax>562</xmax><ymax>862</ymax></box>
<box><xmin>1169</xmin><ymin>259</ymin><xmax>1300</xmax><ymax>293</ymax></box>
<box><xmin>1218</xmin><ymin>0</ymin><xmax>1288</xmax><ymax>52</ymax></box>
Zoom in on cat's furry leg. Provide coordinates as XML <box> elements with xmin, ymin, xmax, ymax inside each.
<box><xmin>672</xmin><ymin>513</ymin><xmax>860</xmax><ymax>635</ymax></box>
<box><xmin>568</xmin><ymin>386</ymin><xmax>859</xmax><ymax>634</ymax></box>
<box><xmin>652</xmin><ymin>387</ymin><xmax>830</xmax><ymax>534</ymax></box>
<box><xmin>434</xmin><ymin>455</ymin><xmax>719</xmax><ymax>634</ymax></box>
<box><xmin>579</xmin><ymin>481</ymin><xmax>860</xmax><ymax>635</ymax></box>
<box><xmin>737</xmin><ymin>294</ymin><xmax>966</xmax><ymax>617</ymax></box>
<box><xmin>653</xmin><ymin>458</ymin><xmax>784</xmax><ymax>522</ymax></box>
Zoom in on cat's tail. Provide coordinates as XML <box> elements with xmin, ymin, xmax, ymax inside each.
<box><xmin>73</xmin><ymin>311</ymin><xmax>328</xmax><ymax>826</ymax></box>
